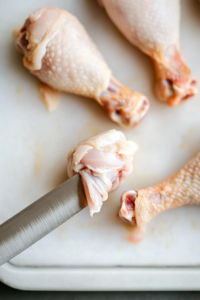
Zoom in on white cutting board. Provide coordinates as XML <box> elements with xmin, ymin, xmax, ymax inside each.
<box><xmin>0</xmin><ymin>0</ymin><xmax>200</xmax><ymax>290</ymax></box>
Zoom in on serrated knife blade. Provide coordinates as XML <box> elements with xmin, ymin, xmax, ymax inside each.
<box><xmin>0</xmin><ymin>174</ymin><xmax>87</xmax><ymax>266</ymax></box>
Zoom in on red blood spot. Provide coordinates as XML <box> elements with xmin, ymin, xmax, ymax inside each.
<box><xmin>142</xmin><ymin>99</ymin><xmax>148</xmax><ymax>106</ymax></box>
<box><xmin>125</xmin><ymin>194</ymin><xmax>135</xmax><ymax>211</ymax></box>
<box><xmin>166</xmin><ymin>79</ymin><xmax>173</xmax><ymax>87</ymax></box>
<box><xmin>191</xmin><ymin>80</ymin><xmax>197</xmax><ymax>87</ymax></box>
<box><xmin>181</xmin><ymin>94</ymin><xmax>191</xmax><ymax>101</ymax></box>
<box><xmin>137</xmin><ymin>99</ymin><xmax>148</xmax><ymax>113</ymax></box>
<box><xmin>116</xmin><ymin>109</ymin><xmax>121</xmax><ymax>115</ymax></box>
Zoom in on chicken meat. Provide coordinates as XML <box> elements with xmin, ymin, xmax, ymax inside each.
<box><xmin>67</xmin><ymin>129</ymin><xmax>138</xmax><ymax>216</ymax></box>
<box><xmin>99</xmin><ymin>0</ymin><xmax>197</xmax><ymax>106</ymax></box>
<box><xmin>119</xmin><ymin>152</ymin><xmax>200</xmax><ymax>243</ymax></box>
<box><xmin>14</xmin><ymin>7</ymin><xmax>149</xmax><ymax>128</ymax></box>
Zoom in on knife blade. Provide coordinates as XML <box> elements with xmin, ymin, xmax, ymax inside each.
<box><xmin>0</xmin><ymin>174</ymin><xmax>87</xmax><ymax>266</ymax></box>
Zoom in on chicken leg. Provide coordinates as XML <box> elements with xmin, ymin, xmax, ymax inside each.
<box><xmin>14</xmin><ymin>7</ymin><xmax>149</xmax><ymax>128</ymax></box>
<box><xmin>67</xmin><ymin>129</ymin><xmax>138</xmax><ymax>216</ymax></box>
<box><xmin>99</xmin><ymin>0</ymin><xmax>197</xmax><ymax>106</ymax></box>
<box><xmin>119</xmin><ymin>152</ymin><xmax>200</xmax><ymax>243</ymax></box>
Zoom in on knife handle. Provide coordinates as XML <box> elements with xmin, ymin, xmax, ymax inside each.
<box><xmin>0</xmin><ymin>174</ymin><xmax>86</xmax><ymax>266</ymax></box>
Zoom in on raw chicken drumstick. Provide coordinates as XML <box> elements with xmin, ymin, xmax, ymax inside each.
<box><xmin>67</xmin><ymin>129</ymin><xmax>138</xmax><ymax>216</ymax></box>
<box><xmin>119</xmin><ymin>152</ymin><xmax>200</xmax><ymax>243</ymax></box>
<box><xmin>98</xmin><ymin>0</ymin><xmax>198</xmax><ymax>106</ymax></box>
<box><xmin>14</xmin><ymin>7</ymin><xmax>149</xmax><ymax>128</ymax></box>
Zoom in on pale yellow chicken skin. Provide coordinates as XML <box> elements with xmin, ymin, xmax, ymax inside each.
<box><xmin>15</xmin><ymin>7</ymin><xmax>149</xmax><ymax>128</ymax></box>
<box><xmin>99</xmin><ymin>0</ymin><xmax>198</xmax><ymax>106</ymax></box>
<box><xmin>119</xmin><ymin>152</ymin><xmax>200</xmax><ymax>243</ymax></box>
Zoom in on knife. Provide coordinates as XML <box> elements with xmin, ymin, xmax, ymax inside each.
<box><xmin>0</xmin><ymin>174</ymin><xmax>87</xmax><ymax>266</ymax></box>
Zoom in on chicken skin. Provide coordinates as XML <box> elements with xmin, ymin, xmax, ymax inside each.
<box><xmin>14</xmin><ymin>7</ymin><xmax>149</xmax><ymax>128</ymax></box>
<box><xmin>99</xmin><ymin>0</ymin><xmax>198</xmax><ymax>106</ymax></box>
<box><xmin>119</xmin><ymin>152</ymin><xmax>200</xmax><ymax>243</ymax></box>
<box><xmin>67</xmin><ymin>130</ymin><xmax>138</xmax><ymax>216</ymax></box>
